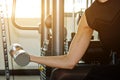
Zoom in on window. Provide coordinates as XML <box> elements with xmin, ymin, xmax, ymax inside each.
<box><xmin>2</xmin><ymin>0</ymin><xmax>41</xmax><ymax>18</ymax></box>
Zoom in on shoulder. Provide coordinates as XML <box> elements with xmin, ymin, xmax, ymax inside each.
<box><xmin>77</xmin><ymin>13</ymin><xmax>92</xmax><ymax>31</ymax></box>
<box><xmin>78</xmin><ymin>13</ymin><xmax>88</xmax><ymax>28</ymax></box>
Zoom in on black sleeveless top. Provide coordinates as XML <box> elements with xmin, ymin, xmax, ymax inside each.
<box><xmin>85</xmin><ymin>0</ymin><xmax>120</xmax><ymax>51</ymax></box>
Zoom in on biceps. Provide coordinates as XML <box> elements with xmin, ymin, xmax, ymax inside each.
<box><xmin>68</xmin><ymin>26</ymin><xmax>93</xmax><ymax>64</ymax></box>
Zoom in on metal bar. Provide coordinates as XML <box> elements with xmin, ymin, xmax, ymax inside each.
<box><xmin>86</xmin><ymin>0</ymin><xmax>89</xmax><ymax>8</ymax></box>
<box><xmin>40</xmin><ymin>0</ymin><xmax>45</xmax><ymax>46</ymax></box>
<box><xmin>39</xmin><ymin>0</ymin><xmax>51</xmax><ymax>80</ymax></box>
<box><xmin>52</xmin><ymin>0</ymin><xmax>64</xmax><ymax>56</ymax></box>
<box><xmin>39</xmin><ymin>0</ymin><xmax>45</xmax><ymax>80</ymax></box>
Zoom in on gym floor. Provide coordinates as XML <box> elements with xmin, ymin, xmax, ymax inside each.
<box><xmin>0</xmin><ymin>76</ymin><xmax>40</xmax><ymax>80</ymax></box>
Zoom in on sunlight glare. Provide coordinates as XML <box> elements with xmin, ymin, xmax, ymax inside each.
<box><xmin>15</xmin><ymin>0</ymin><xmax>41</xmax><ymax>18</ymax></box>
<box><xmin>4</xmin><ymin>0</ymin><xmax>87</xmax><ymax>18</ymax></box>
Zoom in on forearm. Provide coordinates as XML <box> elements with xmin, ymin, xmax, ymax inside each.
<box><xmin>30</xmin><ymin>54</ymin><xmax>74</xmax><ymax>69</ymax></box>
<box><xmin>30</xmin><ymin>27</ymin><xmax>93</xmax><ymax>69</ymax></box>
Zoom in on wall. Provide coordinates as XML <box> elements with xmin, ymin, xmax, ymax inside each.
<box><xmin>0</xmin><ymin>18</ymin><xmax>41</xmax><ymax>70</ymax></box>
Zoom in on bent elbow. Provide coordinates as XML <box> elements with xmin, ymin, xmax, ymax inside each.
<box><xmin>68</xmin><ymin>65</ymin><xmax>75</xmax><ymax>69</ymax></box>
<box><xmin>66</xmin><ymin>62</ymin><xmax>77</xmax><ymax>69</ymax></box>
<box><xmin>61</xmin><ymin>55</ymin><xmax>78</xmax><ymax>69</ymax></box>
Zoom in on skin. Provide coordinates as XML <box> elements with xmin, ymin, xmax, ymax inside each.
<box><xmin>30</xmin><ymin>0</ymin><xmax>108</xmax><ymax>69</ymax></box>
<box><xmin>30</xmin><ymin>13</ymin><xmax>93</xmax><ymax>69</ymax></box>
<box><xmin>98</xmin><ymin>0</ymin><xmax>108</xmax><ymax>3</ymax></box>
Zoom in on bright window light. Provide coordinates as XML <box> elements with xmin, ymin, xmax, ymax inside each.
<box><xmin>2</xmin><ymin>0</ymin><xmax>88</xmax><ymax>18</ymax></box>
<box><xmin>64</xmin><ymin>0</ymin><xmax>86</xmax><ymax>13</ymax></box>
<box><xmin>1</xmin><ymin>0</ymin><xmax>41</xmax><ymax>18</ymax></box>
<box><xmin>15</xmin><ymin>0</ymin><xmax>41</xmax><ymax>18</ymax></box>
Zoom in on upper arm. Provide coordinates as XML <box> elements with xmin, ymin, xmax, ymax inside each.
<box><xmin>78</xmin><ymin>13</ymin><xmax>91</xmax><ymax>30</ymax></box>
<box><xmin>66</xmin><ymin>13</ymin><xmax>93</xmax><ymax>65</ymax></box>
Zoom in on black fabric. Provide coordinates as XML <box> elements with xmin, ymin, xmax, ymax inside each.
<box><xmin>49</xmin><ymin>64</ymin><xmax>93</xmax><ymax>80</ymax></box>
<box><xmin>84</xmin><ymin>1</ymin><xmax>120</xmax><ymax>80</ymax></box>
<box><xmin>83</xmin><ymin>64</ymin><xmax>120</xmax><ymax>80</ymax></box>
<box><xmin>85</xmin><ymin>0</ymin><xmax>120</xmax><ymax>51</ymax></box>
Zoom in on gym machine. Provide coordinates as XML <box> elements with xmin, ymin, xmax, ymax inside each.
<box><xmin>10</xmin><ymin>0</ymin><xmax>96</xmax><ymax>80</ymax></box>
<box><xmin>2</xmin><ymin>0</ymin><xmax>115</xmax><ymax>80</ymax></box>
<box><xmin>11</xmin><ymin>0</ymin><xmax>49</xmax><ymax>79</ymax></box>
<box><xmin>11</xmin><ymin>0</ymin><xmax>65</xmax><ymax>80</ymax></box>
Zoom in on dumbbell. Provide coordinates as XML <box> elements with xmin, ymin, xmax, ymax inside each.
<box><xmin>9</xmin><ymin>43</ymin><xmax>30</xmax><ymax>66</ymax></box>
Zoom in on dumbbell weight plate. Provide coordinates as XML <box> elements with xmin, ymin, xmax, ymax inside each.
<box><xmin>14</xmin><ymin>50</ymin><xmax>30</xmax><ymax>66</ymax></box>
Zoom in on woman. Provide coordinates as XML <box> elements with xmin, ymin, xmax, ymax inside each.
<box><xmin>30</xmin><ymin>0</ymin><xmax>120</xmax><ymax>69</ymax></box>
<box><xmin>10</xmin><ymin>0</ymin><xmax>120</xmax><ymax>79</ymax></box>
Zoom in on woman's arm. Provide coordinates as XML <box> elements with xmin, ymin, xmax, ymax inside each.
<box><xmin>30</xmin><ymin>13</ymin><xmax>93</xmax><ymax>69</ymax></box>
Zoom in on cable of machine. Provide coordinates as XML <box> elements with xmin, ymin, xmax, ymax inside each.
<box><xmin>0</xmin><ymin>4</ymin><xmax>10</xmax><ymax>80</ymax></box>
